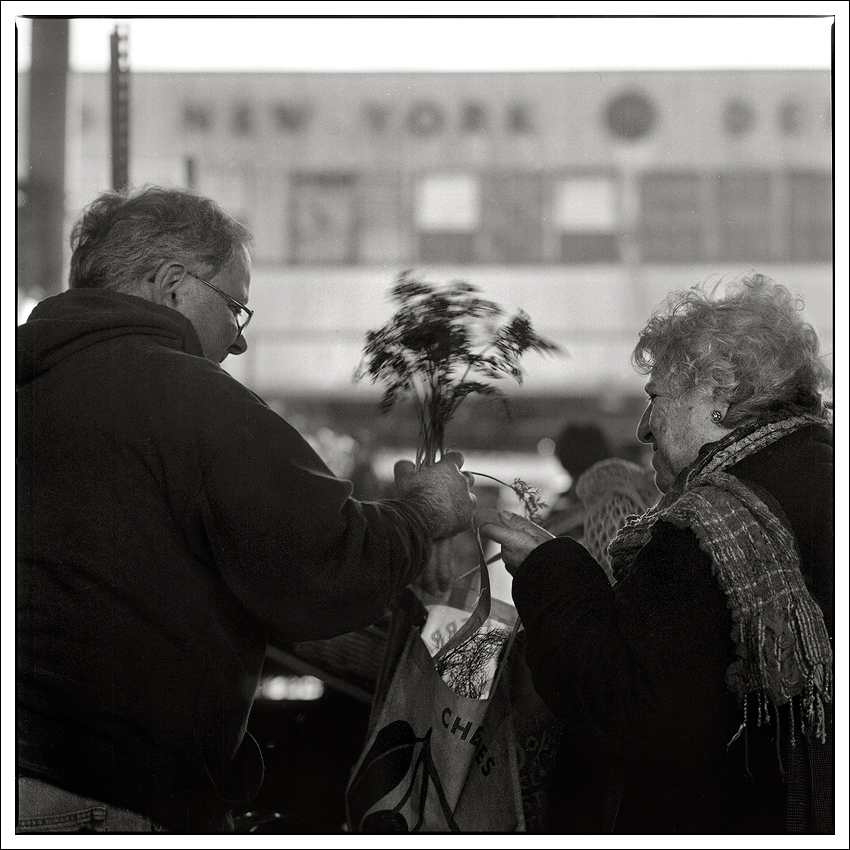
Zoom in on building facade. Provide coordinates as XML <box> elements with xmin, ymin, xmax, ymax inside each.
<box><xmin>17</xmin><ymin>69</ymin><xmax>833</xmax><ymax>450</ymax></box>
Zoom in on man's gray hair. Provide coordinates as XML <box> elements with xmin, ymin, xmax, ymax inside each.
<box><xmin>69</xmin><ymin>185</ymin><xmax>253</xmax><ymax>292</ymax></box>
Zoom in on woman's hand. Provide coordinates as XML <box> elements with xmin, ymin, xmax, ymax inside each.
<box><xmin>475</xmin><ymin>508</ymin><xmax>555</xmax><ymax>575</ymax></box>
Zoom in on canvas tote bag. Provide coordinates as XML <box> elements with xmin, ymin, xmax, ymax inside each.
<box><xmin>345</xmin><ymin>536</ymin><xmax>558</xmax><ymax>833</ymax></box>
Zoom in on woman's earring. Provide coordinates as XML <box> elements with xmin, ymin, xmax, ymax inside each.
<box><xmin>711</xmin><ymin>410</ymin><xmax>723</xmax><ymax>424</ymax></box>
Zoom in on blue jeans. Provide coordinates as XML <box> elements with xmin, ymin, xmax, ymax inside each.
<box><xmin>16</xmin><ymin>777</ymin><xmax>167</xmax><ymax>833</ymax></box>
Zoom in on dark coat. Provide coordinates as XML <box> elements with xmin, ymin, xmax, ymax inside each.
<box><xmin>16</xmin><ymin>289</ymin><xmax>431</xmax><ymax>833</ymax></box>
<box><xmin>512</xmin><ymin>423</ymin><xmax>834</xmax><ymax>834</ymax></box>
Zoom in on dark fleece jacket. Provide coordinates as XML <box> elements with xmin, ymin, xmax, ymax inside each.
<box><xmin>512</xmin><ymin>422</ymin><xmax>834</xmax><ymax>834</ymax></box>
<box><xmin>16</xmin><ymin>289</ymin><xmax>431</xmax><ymax>833</ymax></box>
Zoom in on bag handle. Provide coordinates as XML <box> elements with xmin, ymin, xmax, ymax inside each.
<box><xmin>431</xmin><ymin>527</ymin><xmax>494</xmax><ymax>663</ymax></box>
<box><xmin>487</xmin><ymin>608</ymin><xmax>522</xmax><ymax>699</ymax></box>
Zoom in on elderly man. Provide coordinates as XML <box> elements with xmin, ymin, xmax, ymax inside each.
<box><xmin>16</xmin><ymin>186</ymin><xmax>475</xmax><ymax>834</ymax></box>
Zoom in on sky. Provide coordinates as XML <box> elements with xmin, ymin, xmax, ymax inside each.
<box><xmin>11</xmin><ymin>7</ymin><xmax>837</xmax><ymax>73</ymax></box>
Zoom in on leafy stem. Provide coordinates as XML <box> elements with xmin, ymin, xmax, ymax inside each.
<box><xmin>467</xmin><ymin>471</ymin><xmax>548</xmax><ymax>524</ymax></box>
<box><xmin>356</xmin><ymin>272</ymin><xmax>561</xmax><ymax>469</ymax></box>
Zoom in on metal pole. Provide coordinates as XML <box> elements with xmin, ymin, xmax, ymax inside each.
<box><xmin>24</xmin><ymin>18</ymin><xmax>69</xmax><ymax>299</ymax></box>
<box><xmin>110</xmin><ymin>25</ymin><xmax>130</xmax><ymax>191</ymax></box>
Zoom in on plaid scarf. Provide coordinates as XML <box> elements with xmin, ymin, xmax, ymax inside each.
<box><xmin>608</xmin><ymin>415</ymin><xmax>833</xmax><ymax>742</ymax></box>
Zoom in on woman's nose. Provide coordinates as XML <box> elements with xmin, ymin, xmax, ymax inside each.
<box><xmin>636</xmin><ymin>405</ymin><xmax>652</xmax><ymax>444</ymax></box>
<box><xmin>228</xmin><ymin>334</ymin><xmax>248</xmax><ymax>356</ymax></box>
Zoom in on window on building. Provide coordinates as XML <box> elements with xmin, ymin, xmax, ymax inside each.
<box><xmin>481</xmin><ymin>174</ymin><xmax>544</xmax><ymax>263</ymax></box>
<box><xmin>358</xmin><ymin>174</ymin><xmax>410</xmax><ymax>264</ymax></box>
<box><xmin>291</xmin><ymin>174</ymin><xmax>357</xmax><ymax>264</ymax></box>
<box><xmin>640</xmin><ymin>174</ymin><xmax>703</xmax><ymax>262</ymax></box>
<box><xmin>415</xmin><ymin>174</ymin><xmax>480</xmax><ymax>263</ymax></box>
<box><xmin>554</xmin><ymin>177</ymin><xmax>619</xmax><ymax>263</ymax></box>
<box><xmin>788</xmin><ymin>172</ymin><xmax>832</xmax><ymax>262</ymax></box>
<box><xmin>716</xmin><ymin>173</ymin><xmax>773</xmax><ymax>261</ymax></box>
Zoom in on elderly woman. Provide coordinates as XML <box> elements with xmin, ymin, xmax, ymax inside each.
<box><xmin>478</xmin><ymin>274</ymin><xmax>833</xmax><ymax>834</ymax></box>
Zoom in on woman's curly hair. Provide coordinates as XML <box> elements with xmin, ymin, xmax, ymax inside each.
<box><xmin>632</xmin><ymin>274</ymin><xmax>831</xmax><ymax>428</ymax></box>
<box><xmin>69</xmin><ymin>185</ymin><xmax>253</xmax><ymax>291</ymax></box>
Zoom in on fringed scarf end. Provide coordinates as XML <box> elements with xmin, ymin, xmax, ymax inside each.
<box><xmin>803</xmin><ymin>672</ymin><xmax>830</xmax><ymax>744</ymax></box>
<box><xmin>727</xmin><ymin>721</ymin><xmax>746</xmax><ymax>751</ymax></box>
<box><xmin>774</xmin><ymin>701</ymin><xmax>785</xmax><ymax>780</ymax></box>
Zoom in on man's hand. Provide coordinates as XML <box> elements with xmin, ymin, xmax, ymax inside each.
<box><xmin>394</xmin><ymin>452</ymin><xmax>476</xmax><ymax>540</ymax></box>
<box><xmin>475</xmin><ymin>508</ymin><xmax>554</xmax><ymax>575</ymax></box>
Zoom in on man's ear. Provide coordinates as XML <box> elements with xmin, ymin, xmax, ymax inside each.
<box><xmin>148</xmin><ymin>262</ymin><xmax>187</xmax><ymax>307</ymax></box>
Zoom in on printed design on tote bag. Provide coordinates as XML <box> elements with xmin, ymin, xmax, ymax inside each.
<box><xmin>347</xmin><ymin>719</ymin><xmax>461</xmax><ymax>833</ymax></box>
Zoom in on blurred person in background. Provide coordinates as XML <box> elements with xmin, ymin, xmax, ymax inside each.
<box><xmin>479</xmin><ymin>274</ymin><xmax>833</xmax><ymax>834</ymax></box>
<box><xmin>16</xmin><ymin>186</ymin><xmax>476</xmax><ymax>834</ymax></box>
<box><xmin>545</xmin><ymin>422</ymin><xmax>659</xmax><ymax>582</ymax></box>
<box><xmin>544</xmin><ymin>422</ymin><xmax>612</xmax><ymax>538</ymax></box>
<box><xmin>571</xmin><ymin>456</ymin><xmax>659</xmax><ymax>584</ymax></box>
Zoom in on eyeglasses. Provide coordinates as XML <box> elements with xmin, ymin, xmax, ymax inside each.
<box><xmin>187</xmin><ymin>270</ymin><xmax>254</xmax><ymax>336</ymax></box>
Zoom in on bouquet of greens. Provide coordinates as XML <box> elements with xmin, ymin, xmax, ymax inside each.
<box><xmin>357</xmin><ymin>272</ymin><xmax>561</xmax><ymax>522</ymax></box>
<box><xmin>357</xmin><ymin>272</ymin><xmax>561</xmax><ymax>696</ymax></box>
